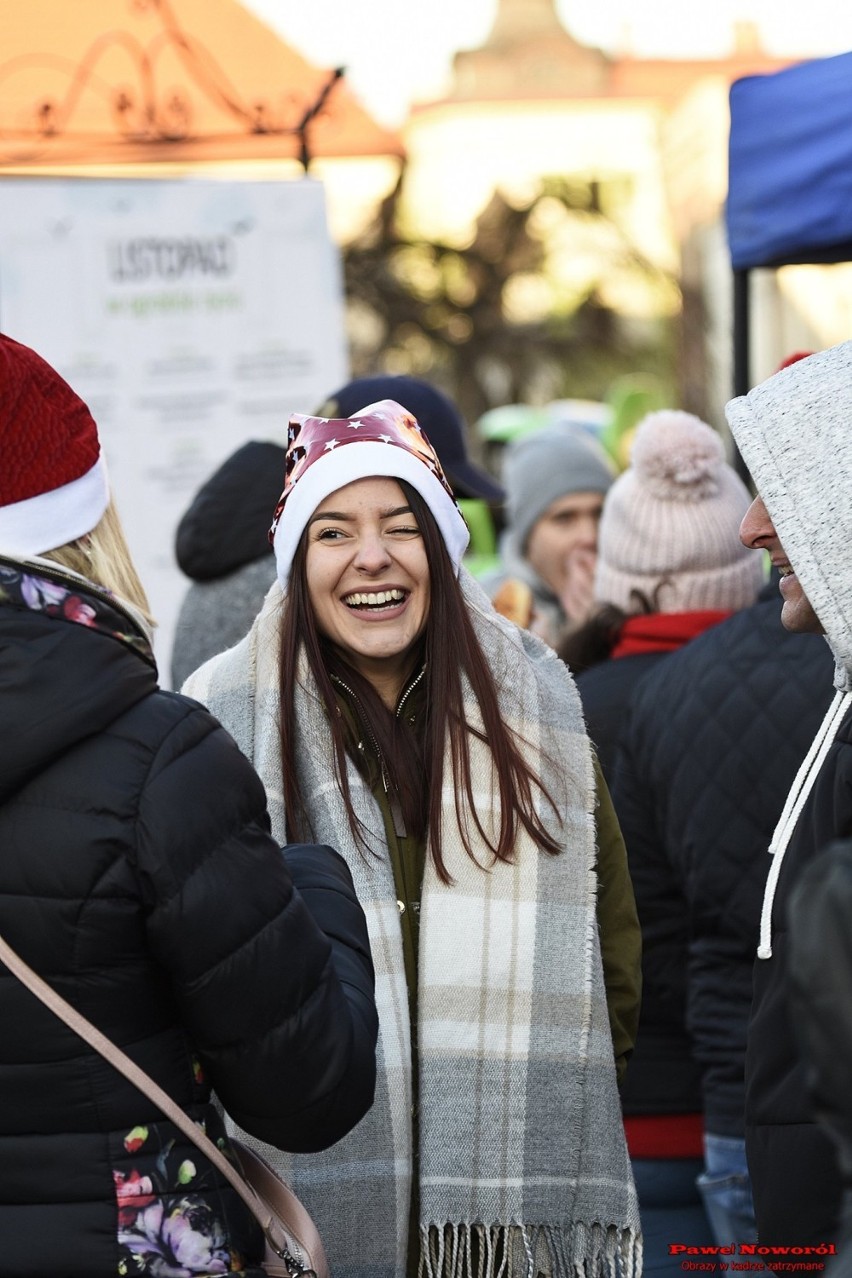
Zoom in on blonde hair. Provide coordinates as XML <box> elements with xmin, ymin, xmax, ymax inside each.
<box><xmin>41</xmin><ymin>499</ymin><xmax>155</xmax><ymax>627</ymax></box>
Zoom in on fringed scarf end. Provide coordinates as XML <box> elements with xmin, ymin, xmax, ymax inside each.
<box><xmin>419</xmin><ymin>1223</ymin><xmax>643</xmax><ymax>1278</ymax></box>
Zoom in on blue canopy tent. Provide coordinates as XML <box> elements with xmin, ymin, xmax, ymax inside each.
<box><xmin>726</xmin><ymin>50</ymin><xmax>852</xmax><ymax>418</ymax></box>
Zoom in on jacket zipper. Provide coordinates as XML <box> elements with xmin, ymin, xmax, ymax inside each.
<box><xmin>395</xmin><ymin>665</ymin><xmax>426</xmax><ymax>721</ymax></box>
<box><xmin>331</xmin><ymin>666</ymin><xmax>425</xmax><ymax>839</ymax></box>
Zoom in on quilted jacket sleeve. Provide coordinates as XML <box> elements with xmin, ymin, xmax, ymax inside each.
<box><xmin>132</xmin><ymin>699</ymin><xmax>378</xmax><ymax>1152</ymax></box>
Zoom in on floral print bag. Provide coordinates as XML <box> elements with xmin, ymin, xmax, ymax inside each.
<box><xmin>0</xmin><ymin>929</ymin><xmax>329</xmax><ymax>1278</ymax></box>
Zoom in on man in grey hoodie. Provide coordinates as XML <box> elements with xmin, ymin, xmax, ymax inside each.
<box><xmin>726</xmin><ymin>342</ymin><xmax>852</xmax><ymax>1255</ymax></box>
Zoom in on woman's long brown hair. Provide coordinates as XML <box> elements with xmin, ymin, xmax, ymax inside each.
<box><xmin>278</xmin><ymin>480</ymin><xmax>561</xmax><ymax>882</ymax></box>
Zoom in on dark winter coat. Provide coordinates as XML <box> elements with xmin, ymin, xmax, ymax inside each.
<box><xmin>0</xmin><ymin>555</ymin><xmax>378</xmax><ymax>1277</ymax></box>
<box><xmin>789</xmin><ymin>839</ymin><xmax>852</xmax><ymax>1278</ymax></box>
<box><xmin>611</xmin><ymin>593</ymin><xmax>834</xmax><ymax>1138</ymax></box>
<box><xmin>577</xmin><ymin>645</ymin><xmax>700</xmax><ymax>1123</ymax></box>
<box><xmin>743</xmin><ymin>702</ymin><xmax>852</xmax><ymax>1249</ymax></box>
<box><xmin>574</xmin><ymin>649</ymin><xmax>665</xmax><ymax>782</ymax></box>
<box><xmin>576</xmin><ymin>612</ymin><xmax>740</xmax><ymax>1128</ymax></box>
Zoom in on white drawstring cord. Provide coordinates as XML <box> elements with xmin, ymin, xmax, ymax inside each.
<box><xmin>757</xmin><ymin>689</ymin><xmax>852</xmax><ymax>959</ymax></box>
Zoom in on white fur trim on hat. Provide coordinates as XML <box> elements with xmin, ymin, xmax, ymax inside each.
<box><xmin>0</xmin><ymin>454</ymin><xmax>109</xmax><ymax>557</ymax></box>
<box><xmin>272</xmin><ymin>440</ymin><xmax>470</xmax><ymax>587</ymax></box>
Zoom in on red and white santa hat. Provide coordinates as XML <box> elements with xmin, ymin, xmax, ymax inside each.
<box><xmin>0</xmin><ymin>334</ymin><xmax>109</xmax><ymax>557</ymax></box>
<box><xmin>269</xmin><ymin>398</ymin><xmax>470</xmax><ymax>586</ymax></box>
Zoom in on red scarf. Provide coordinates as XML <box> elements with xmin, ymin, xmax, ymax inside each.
<box><xmin>611</xmin><ymin>610</ymin><xmax>732</xmax><ymax>660</ymax></box>
<box><xmin>623</xmin><ymin>1113</ymin><xmax>704</xmax><ymax>1160</ymax></box>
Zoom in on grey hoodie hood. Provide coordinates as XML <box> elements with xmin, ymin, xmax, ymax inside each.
<box><xmin>726</xmin><ymin>341</ymin><xmax>852</xmax><ymax>693</ymax></box>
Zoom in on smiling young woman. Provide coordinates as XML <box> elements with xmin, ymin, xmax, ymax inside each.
<box><xmin>303</xmin><ymin>476</ymin><xmax>432</xmax><ymax>705</ymax></box>
<box><xmin>183</xmin><ymin>398</ymin><xmax>643</xmax><ymax>1278</ymax></box>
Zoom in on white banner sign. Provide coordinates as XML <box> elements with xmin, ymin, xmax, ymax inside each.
<box><xmin>0</xmin><ymin>175</ymin><xmax>347</xmax><ymax>682</ymax></box>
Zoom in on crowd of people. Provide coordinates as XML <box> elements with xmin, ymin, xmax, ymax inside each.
<box><xmin>2</xmin><ymin>328</ymin><xmax>852</xmax><ymax>1278</ymax></box>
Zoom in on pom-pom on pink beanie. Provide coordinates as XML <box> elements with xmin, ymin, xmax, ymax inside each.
<box><xmin>593</xmin><ymin>409</ymin><xmax>764</xmax><ymax>614</ymax></box>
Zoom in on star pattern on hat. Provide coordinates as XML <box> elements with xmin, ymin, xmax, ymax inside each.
<box><xmin>268</xmin><ymin>400</ymin><xmax>458</xmax><ymax>543</ymax></box>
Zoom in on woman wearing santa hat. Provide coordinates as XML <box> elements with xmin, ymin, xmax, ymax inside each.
<box><xmin>183</xmin><ymin>398</ymin><xmax>642</xmax><ymax>1278</ymax></box>
<box><xmin>0</xmin><ymin>333</ymin><xmax>378</xmax><ymax>1276</ymax></box>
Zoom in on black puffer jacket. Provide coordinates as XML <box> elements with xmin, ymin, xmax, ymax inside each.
<box><xmin>0</xmin><ymin>556</ymin><xmax>378</xmax><ymax>1277</ymax></box>
<box><xmin>610</xmin><ymin>593</ymin><xmax>834</xmax><ymax>1136</ymax></box>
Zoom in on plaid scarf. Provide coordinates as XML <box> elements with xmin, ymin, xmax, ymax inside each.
<box><xmin>183</xmin><ymin>570</ymin><xmax>640</xmax><ymax>1278</ymax></box>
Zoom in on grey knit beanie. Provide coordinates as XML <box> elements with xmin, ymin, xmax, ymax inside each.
<box><xmin>503</xmin><ymin>424</ymin><xmax>616</xmax><ymax>553</ymax></box>
<box><xmin>594</xmin><ymin>410</ymin><xmax>764</xmax><ymax>614</ymax></box>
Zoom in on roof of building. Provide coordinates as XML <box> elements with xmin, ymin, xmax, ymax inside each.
<box><xmin>0</xmin><ymin>0</ymin><xmax>404</xmax><ymax>167</ymax></box>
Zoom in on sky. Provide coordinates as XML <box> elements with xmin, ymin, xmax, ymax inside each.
<box><xmin>241</xmin><ymin>0</ymin><xmax>852</xmax><ymax>126</ymax></box>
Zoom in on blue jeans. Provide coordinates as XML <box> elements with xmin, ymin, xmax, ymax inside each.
<box><xmin>696</xmin><ymin>1133</ymin><xmax>758</xmax><ymax>1247</ymax></box>
<box><xmin>632</xmin><ymin>1157</ymin><xmax>715</xmax><ymax>1276</ymax></box>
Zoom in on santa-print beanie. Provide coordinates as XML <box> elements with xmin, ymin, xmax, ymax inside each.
<box><xmin>593</xmin><ymin>409</ymin><xmax>764</xmax><ymax>614</ymax></box>
<box><xmin>269</xmin><ymin>398</ymin><xmax>470</xmax><ymax>586</ymax></box>
<box><xmin>0</xmin><ymin>334</ymin><xmax>109</xmax><ymax>556</ymax></box>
